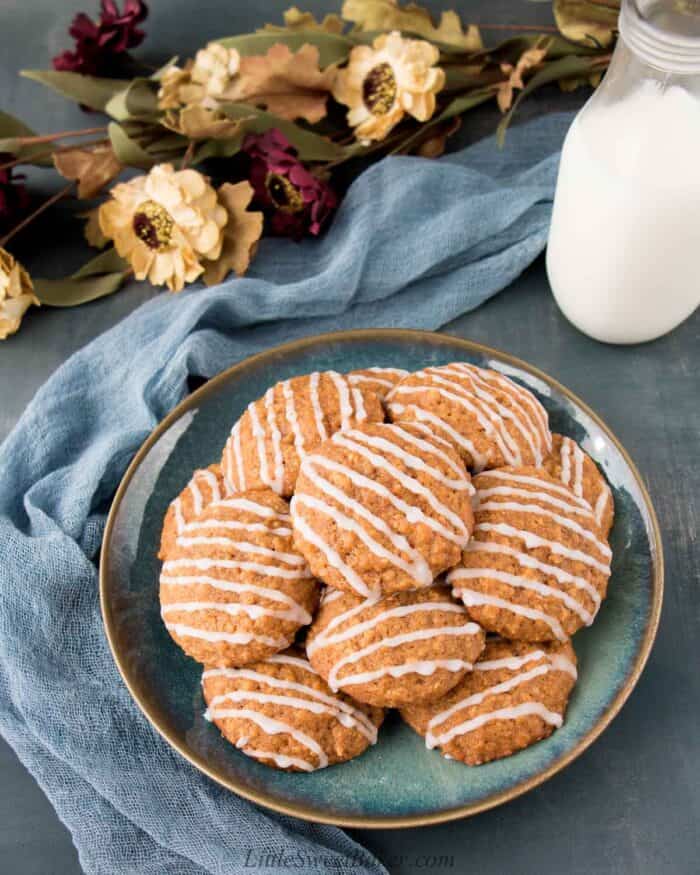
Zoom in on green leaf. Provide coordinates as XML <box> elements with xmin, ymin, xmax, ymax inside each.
<box><xmin>105</xmin><ymin>78</ymin><xmax>160</xmax><ymax>121</ymax></box>
<box><xmin>217</xmin><ymin>31</ymin><xmax>352</xmax><ymax>68</ymax></box>
<box><xmin>33</xmin><ymin>248</ymin><xmax>129</xmax><ymax>307</ymax></box>
<box><xmin>20</xmin><ymin>70</ymin><xmax>127</xmax><ymax>112</ymax></box>
<box><xmin>217</xmin><ymin>103</ymin><xmax>346</xmax><ymax>160</ymax></box>
<box><xmin>497</xmin><ymin>54</ymin><xmax>606</xmax><ymax>144</ymax></box>
<box><xmin>108</xmin><ymin>122</ymin><xmax>157</xmax><ymax>168</ymax></box>
<box><xmin>0</xmin><ymin>110</ymin><xmax>35</xmax><ymax>139</ymax></box>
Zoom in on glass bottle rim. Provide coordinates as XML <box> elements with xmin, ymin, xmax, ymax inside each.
<box><xmin>620</xmin><ymin>0</ymin><xmax>700</xmax><ymax>74</ymax></box>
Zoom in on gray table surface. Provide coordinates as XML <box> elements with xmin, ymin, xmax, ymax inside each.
<box><xmin>1</xmin><ymin>2</ymin><xmax>699</xmax><ymax>874</ymax></box>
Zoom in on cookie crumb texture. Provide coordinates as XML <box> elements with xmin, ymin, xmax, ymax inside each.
<box><xmin>158</xmin><ymin>464</ymin><xmax>229</xmax><ymax>560</ymax></box>
<box><xmin>386</xmin><ymin>362</ymin><xmax>552</xmax><ymax>472</ymax></box>
<box><xmin>347</xmin><ymin>366</ymin><xmax>409</xmax><ymax>400</ymax></box>
<box><xmin>291</xmin><ymin>422</ymin><xmax>475</xmax><ymax>598</ymax></box>
<box><xmin>307</xmin><ymin>587</ymin><xmax>485</xmax><ymax>707</ymax></box>
<box><xmin>159</xmin><ymin>489</ymin><xmax>319</xmax><ymax>667</ymax></box>
<box><xmin>221</xmin><ymin>371</ymin><xmax>385</xmax><ymax>498</ymax></box>
<box><xmin>401</xmin><ymin>638</ymin><xmax>577</xmax><ymax>765</ymax></box>
<box><xmin>202</xmin><ymin>650</ymin><xmax>384</xmax><ymax>771</ymax></box>
<box><xmin>543</xmin><ymin>434</ymin><xmax>614</xmax><ymax>537</ymax></box>
<box><xmin>448</xmin><ymin>466</ymin><xmax>611</xmax><ymax>642</ymax></box>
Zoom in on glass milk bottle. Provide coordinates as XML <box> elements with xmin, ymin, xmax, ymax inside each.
<box><xmin>547</xmin><ymin>0</ymin><xmax>700</xmax><ymax>344</ymax></box>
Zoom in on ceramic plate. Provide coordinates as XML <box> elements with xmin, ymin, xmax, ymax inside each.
<box><xmin>100</xmin><ymin>330</ymin><xmax>663</xmax><ymax>828</ymax></box>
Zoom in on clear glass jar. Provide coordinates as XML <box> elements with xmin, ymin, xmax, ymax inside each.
<box><xmin>546</xmin><ymin>0</ymin><xmax>700</xmax><ymax>344</ymax></box>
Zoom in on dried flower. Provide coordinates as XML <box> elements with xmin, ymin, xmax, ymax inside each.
<box><xmin>497</xmin><ymin>43</ymin><xmax>550</xmax><ymax>113</ymax></box>
<box><xmin>202</xmin><ymin>182</ymin><xmax>264</xmax><ymax>286</ymax></box>
<box><xmin>0</xmin><ymin>248</ymin><xmax>39</xmax><ymax>340</ymax></box>
<box><xmin>0</xmin><ymin>156</ymin><xmax>31</xmax><ymax>235</ymax></box>
<box><xmin>98</xmin><ymin>164</ymin><xmax>227</xmax><ymax>292</ymax></box>
<box><xmin>243</xmin><ymin>129</ymin><xmax>338</xmax><ymax>239</ymax></box>
<box><xmin>333</xmin><ymin>30</ymin><xmax>445</xmax><ymax>143</ymax></box>
<box><xmin>52</xmin><ymin>0</ymin><xmax>148</xmax><ymax>77</ymax></box>
<box><xmin>158</xmin><ymin>42</ymin><xmax>240</xmax><ymax>110</ymax></box>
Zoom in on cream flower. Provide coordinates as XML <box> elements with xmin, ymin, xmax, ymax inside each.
<box><xmin>333</xmin><ymin>30</ymin><xmax>445</xmax><ymax>142</ymax></box>
<box><xmin>158</xmin><ymin>42</ymin><xmax>241</xmax><ymax>110</ymax></box>
<box><xmin>0</xmin><ymin>248</ymin><xmax>39</xmax><ymax>340</ymax></box>
<box><xmin>98</xmin><ymin>164</ymin><xmax>228</xmax><ymax>292</ymax></box>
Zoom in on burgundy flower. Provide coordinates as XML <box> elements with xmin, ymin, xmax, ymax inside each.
<box><xmin>0</xmin><ymin>155</ymin><xmax>31</xmax><ymax>235</ymax></box>
<box><xmin>53</xmin><ymin>0</ymin><xmax>148</xmax><ymax>77</ymax></box>
<box><xmin>242</xmin><ymin>129</ymin><xmax>338</xmax><ymax>239</ymax></box>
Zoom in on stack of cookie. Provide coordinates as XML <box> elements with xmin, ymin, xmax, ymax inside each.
<box><xmin>158</xmin><ymin>364</ymin><xmax>614</xmax><ymax>771</ymax></box>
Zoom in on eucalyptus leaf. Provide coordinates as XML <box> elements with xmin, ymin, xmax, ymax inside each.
<box><xmin>217</xmin><ymin>31</ymin><xmax>352</xmax><ymax>68</ymax></box>
<box><xmin>21</xmin><ymin>70</ymin><xmax>127</xmax><ymax>112</ymax></box>
<box><xmin>105</xmin><ymin>78</ymin><xmax>160</xmax><ymax>122</ymax></box>
<box><xmin>108</xmin><ymin>122</ymin><xmax>156</xmax><ymax>168</ymax></box>
<box><xmin>389</xmin><ymin>88</ymin><xmax>494</xmax><ymax>154</ymax></box>
<box><xmin>218</xmin><ymin>103</ymin><xmax>346</xmax><ymax>160</ymax></box>
<box><xmin>0</xmin><ymin>111</ymin><xmax>53</xmax><ymax>165</ymax></box>
<box><xmin>72</xmin><ymin>247</ymin><xmax>128</xmax><ymax>279</ymax></box>
<box><xmin>34</xmin><ymin>246</ymin><xmax>129</xmax><ymax>307</ymax></box>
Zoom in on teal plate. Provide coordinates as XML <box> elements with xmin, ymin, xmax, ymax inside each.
<box><xmin>100</xmin><ymin>330</ymin><xmax>663</xmax><ymax>828</ymax></box>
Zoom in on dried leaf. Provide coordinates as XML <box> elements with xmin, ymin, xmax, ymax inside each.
<box><xmin>54</xmin><ymin>144</ymin><xmax>122</xmax><ymax>198</ymax></box>
<box><xmin>83</xmin><ymin>208</ymin><xmax>109</xmax><ymax>248</ymax></box>
<box><xmin>262</xmin><ymin>7</ymin><xmax>345</xmax><ymax>34</ymax></box>
<box><xmin>165</xmin><ymin>105</ymin><xmax>251</xmax><ymax>140</ymax></box>
<box><xmin>226</xmin><ymin>43</ymin><xmax>337</xmax><ymax>123</ymax></box>
<box><xmin>553</xmin><ymin>0</ymin><xmax>619</xmax><ymax>48</ymax></box>
<box><xmin>203</xmin><ymin>182</ymin><xmax>263</xmax><ymax>285</ymax></box>
<box><xmin>218</xmin><ymin>32</ymin><xmax>352</xmax><ymax>69</ymax></box>
<box><xmin>341</xmin><ymin>0</ymin><xmax>482</xmax><ymax>51</ymax></box>
<box><xmin>414</xmin><ymin>115</ymin><xmax>461</xmax><ymax>158</ymax></box>
<box><xmin>496</xmin><ymin>40</ymin><xmax>551</xmax><ymax>113</ymax></box>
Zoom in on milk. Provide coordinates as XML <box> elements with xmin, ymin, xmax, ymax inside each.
<box><xmin>546</xmin><ymin>80</ymin><xmax>700</xmax><ymax>344</ymax></box>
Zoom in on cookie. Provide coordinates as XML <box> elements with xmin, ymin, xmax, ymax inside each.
<box><xmin>306</xmin><ymin>587</ymin><xmax>485</xmax><ymax>707</ymax></box>
<box><xmin>221</xmin><ymin>371</ymin><xmax>385</xmax><ymax>498</ymax></box>
<box><xmin>386</xmin><ymin>362</ymin><xmax>551</xmax><ymax>472</ymax></box>
<box><xmin>447</xmin><ymin>466</ymin><xmax>611</xmax><ymax>642</ymax></box>
<box><xmin>159</xmin><ymin>489</ymin><xmax>319</xmax><ymax>667</ymax></box>
<box><xmin>347</xmin><ymin>367</ymin><xmax>410</xmax><ymax>400</ymax></box>
<box><xmin>543</xmin><ymin>434</ymin><xmax>614</xmax><ymax>537</ymax></box>
<box><xmin>400</xmin><ymin>638</ymin><xmax>577</xmax><ymax>765</ymax></box>
<box><xmin>202</xmin><ymin>649</ymin><xmax>384</xmax><ymax>771</ymax></box>
<box><xmin>290</xmin><ymin>422</ymin><xmax>474</xmax><ymax>598</ymax></box>
<box><xmin>158</xmin><ymin>464</ymin><xmax>228</xmax><ymax>560</ymax></box>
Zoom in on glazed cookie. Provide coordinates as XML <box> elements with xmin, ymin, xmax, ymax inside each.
<box><xmin>543</xmin><ymin>434</ymin><xmax>614</xmax><ymax>537</ymax></box>
<box><xmin>221</xmin><ymin>371</ymin><xmax>385</xmax><ymax>498</ymax></box>
<box><xmin>401</xmin><ymin>638</ymin><xmax>577</xmax><ymax>765</ymax></box>
<box><xmin>306</xmin><ymin>587</ymin><xmax>485</xmax><ymax>707</ymax></box>
<box><xmin>290</xmin><ymin>422</ymin><xmax>474</xmax><ymax>598</ymax></box>
<box><xmin>447</xmin><ymin>466</ymin><xmax>611</xmax><ymax>642</ymax></box>
<box><xmin>158</xmin><ymin>464</ymin><xmax>229</xmax><ymax>560</ymax></box>
<box><xmin>202</xmin><ymin>649</ymin><xmax>384</xmax><ymax>771</ymax></box>
<box><xmin>159</xmin><ymin>489</ymin><xmax>319</xmax><ymax>667</ymax></box>
<box><xmin>347</xmin><ymin>367</ymin><xmax>410</xmax><ymax>400</ymax></box>
<box><xmin>386</xmin><ymin>362</ymin><xmax>551</xmax><ymax>472</ymax></box>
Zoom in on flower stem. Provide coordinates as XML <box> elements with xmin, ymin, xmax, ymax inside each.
<box><xmin>0</xmin><ymin>182</ymin><xmax>75</xmax><ymax>247</ymax></box>
<box><xmin>180</xmin><ymin>141</ymin><xmax>195</xmax><ymax>169</ymax></box>
<box><xmin>11</xmin><ymin>126</ymin><xmax>108</xmax><ymax>146</ymax></box>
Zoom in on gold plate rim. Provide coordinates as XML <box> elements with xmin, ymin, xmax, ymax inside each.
<box><xmin>99</xmin><ymin>328</ymin><xmax>664</xmax><ymax>830</ymax></box>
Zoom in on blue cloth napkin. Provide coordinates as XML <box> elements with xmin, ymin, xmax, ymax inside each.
<box><xmin>0</xmin><ymin>111</ymin><xmax>571</xmax><ymax>874</ymax></box>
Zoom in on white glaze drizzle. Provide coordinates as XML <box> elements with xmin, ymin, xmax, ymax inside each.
<box><xmin>309</xmin><ymin>372</ymin><xmax>327</xmax><ymax>441</ymax></box>
<box><xmin>428</xmin><ymin>702</ymin><xmax>563</xmax><ymax>749</ymax></box>
<box><xmin>161</xmin><ymin>557</ymin><xmax>310</xmax><ymax>580</ymax></box>
<box><xmin>328</xmin><ymin>370</ymin><xmax>353</xmax><ymax>430</ymax></box>
<box><xmin>161</xmin><ymin>601</ymin><xmax>304</xmax><ymax>622</ymax></box>
<box><xmin>448</xmin><ymin>567</ymin><xmax>594</xmax><ymax>625</ymax></box>
<box><xmin>476</xmin><ymin>485</ymin><xmax>594</xmax><ymax>520</ymax></box>
<box><xmin>174</xmin><ymin>536</ymin><xmax>306</xmax><ymax>567</ymax></box>
<box><xmin>215</xmin><ymin>498</ymin><xmax>290</xmax><ymax>521</ymax></box>
<box><xmin>232</xmin><ymin>421</ymin><xmax>246</xmax><ymax>490</ymax></box>
<box><xmin>388</xmin><ymin>401</ymin><xmax>487</xmax><ymax>471</ymax></box>
<box><xmin>282</xmin><ymin>379</ymin><xmax>305</xmax><ymax>460</ymax></box>
<box><xmin>264</xmin><ymin>386</ymin><xmax>285</xmax><ymax>494</ymax></box>
<box><xmin>351</xmin><ymin>387</ymin><xmax>367</xmax><ymax>422</ymax></box>
<box><xmin>337</xmin><ymin>658</ymin><xmax>473</xmax><ymax>689</ymax></box>
<box><xmin>452</xmin><ymin>587</ymin><xmax>567</xmax><ymax>641</ymax></box>
<box><xmin>182</xmin><ymin>519</ymin><xmax>293</xmax><ymax>537</ymax></box>
<box><xmin>481</xmin><ymin>469</ymin><xmax>591</xmax><ymax>509</ymax></box>
<box><xmin>164</xmin><ymin>623</ymin><xmax>289</xmax><ymax>648</ymax></box>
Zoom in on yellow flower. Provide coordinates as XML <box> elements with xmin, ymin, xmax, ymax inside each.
<box><xmin>333</xmin><ymin>30</ymin><xmax>445</xmax><ymax>143</ymax></box>
<box><xmin>0</xmin><ymin>248</ymin><xmax>39</xmax><ymax>340</ymax></box>
<box><xmin>158</xmin><ymin>42</ymin><xmax>241</xmax><ymax>110</ymax></box>
<box><xmin>98</xmin><ymin>164</ymin><xmax>228</xmax><ymax>292</ymax></box>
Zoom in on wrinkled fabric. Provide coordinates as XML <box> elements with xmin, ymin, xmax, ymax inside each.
<box><xmin>0</xmin><ymin>112</ymin><xmax>571</xmax><ymax>874</ymax></box>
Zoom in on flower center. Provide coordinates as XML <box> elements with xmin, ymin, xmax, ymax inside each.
<box><xmin>132</xmin><ymin>200</ymin><xmax>174</xmax><ymax>251</ymax></box>
<box><xmin>265</xmin><ymin>173</ymin><xmax>304</xmax><ymax>214</ymax></box>
<box><xmin>362</xmin><ymin>62</ymin><xmax>397</xmax><ymax>116</ymax></box>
